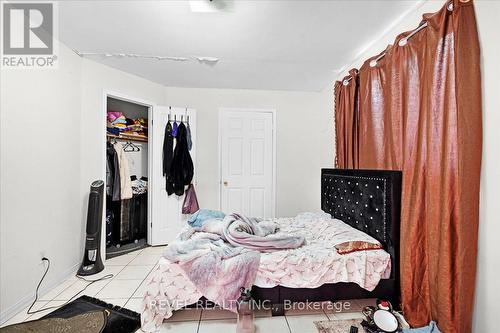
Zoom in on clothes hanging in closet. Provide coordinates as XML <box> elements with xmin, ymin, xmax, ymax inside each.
<box><xmin>106</xmin><ymin>151</ymin><xmax>149</xmax><ymax>246</ymax></box>
<box><xmin>131</xmin><ymin>175</ymin><xmax>148</xmax><ymax>195</ymax></box>
<box><xmin>106</xmin><ymin>142</ymin><xmax>121</xmax><ymax>201</ymax></box>
<box><xmin>186</xmin><ymin>122</ymin><xmax>193</xmax><ymax>151</ymax></box>
<box><xmin>113</xmin><ymin>142</ymin><xmax>133</xmax><ymax>200</ymax></box>
<box><xmin>172</xmin><ymin>121</ymin><xmax>178</xmax><ymax>138</ymax></box>
<box><xmin>163</xmin><ymin>121</ymin><xmax>174</xmax><ymax>195</ymax></box>
<box><xmin>170</xmin><ymin>122</ymin><xmax>194</xmax><ymax>196</ymax></box>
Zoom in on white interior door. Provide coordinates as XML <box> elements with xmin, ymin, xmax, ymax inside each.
<box><xmin>151</xmin><ymin>106</ymin><xmax>196</xmax><ymax>245</ymax></box>
<box><xmin>220</xmin><ymin>109</ymin><xmax>274</xmax><ymax>218</ymax></box>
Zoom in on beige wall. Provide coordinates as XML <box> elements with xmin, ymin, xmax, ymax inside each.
<box><xmin>334</xmin><ymin>1</ymin><xmax>500</xmax><ymax>331</ymax></box>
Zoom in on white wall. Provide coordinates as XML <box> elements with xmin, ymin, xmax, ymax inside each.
<box><xmin>335</xmin><ymin>1</ymin><xmax>500</xmax><ymax>331</ymax></box>
<box><xmin>473</xmin><ymin>1</ymin><xmax>500</xmax><ymax>331</ymax></box>
<box><xmin>0</xmin><ymin>43</ymin><xmax>167</xmax><ymax>323</ymax></box>
<box><xmin>0</xmin><ymin>45</ymin><xmax>83</xmax><ymax>322</ymax></box>
<box><xmin>164</xmin><ymin>86</ymin><xmax>334</xmax><ymax>217</ymax></box>
<box><xmin>0</xmin><ymin>39</ymin><xmax>334</xmax><ymax>322</ymax></box>
<box><xmin>79</xmin><ymin>57</ymin><xmax>166</xmax><ymax>242</ymax></box>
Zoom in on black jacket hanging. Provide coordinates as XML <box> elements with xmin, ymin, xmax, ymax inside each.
<box><xmin>170</xmin><ymin>122</ymin><xmax>194</xmax><ymax>196</ymax></box>
<box><xmin>106</xmin><ymin>142</ymin><xmax>121</xmax><ymax>201</ymax></box>
<box><xmin>162</xmin><ymin>121</ymin><xmax>174</xmax><ymax>195</ymax></box>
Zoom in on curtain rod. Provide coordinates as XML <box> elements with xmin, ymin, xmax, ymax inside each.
<box><xmin>342</xmin><ymin>1</ymin><xmax>454</xmax><ymax>86</ymax></box>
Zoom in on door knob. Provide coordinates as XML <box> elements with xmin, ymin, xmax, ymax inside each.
<box><xmin>223</xmin><ymin>181</ymin><xmax>228</xmax><ymax>186</ymax></box>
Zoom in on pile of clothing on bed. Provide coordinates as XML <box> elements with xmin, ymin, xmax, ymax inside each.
<box><xmin>163</xmin><ymin>211</ymin><xmax>305</xmax><ymax>310</ymax></box>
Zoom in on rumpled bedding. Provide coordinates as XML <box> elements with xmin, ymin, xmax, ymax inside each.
<box><xmin>254</xmin><ymin>212</ymin><xmax>391</xmax><ymax>289</ymax></box>
<box><xmin>162</xmin><ymin>233</ymin><xmax>260</xmax><ymax>314</ymax></box>
<box><xmin>197</xmin><ymin>213</ymin><xmax>305</xmax><ymax>251</ymax></box>
<box><xmin>187</xmin><ymin>208</ymin><xmax>225</xmax><ymax>227</ymax></box>
<box><xmin>161</xmin><ymin>214</ymin><xmax>304</xmax><ymax>316</ymax></box>
<box><xmin>140</xmin><ymin>212</ymin><xmax>391</xmax><ymax>332</ymax></box>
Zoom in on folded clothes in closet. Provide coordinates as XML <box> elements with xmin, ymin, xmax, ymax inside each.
<box><xmin>107</xmin><ymin>111</ymin><xmax>148</xmax><ymax>139</ymax></box>
<box><xmin>107</xmin><ymin>111</ymin><xmax>122</xmax><ymax>122</ymax></box>
<box><xmin>112</xmin><ymin>116</ymin><xmax>127</xmax><ymax>125</ymax></box>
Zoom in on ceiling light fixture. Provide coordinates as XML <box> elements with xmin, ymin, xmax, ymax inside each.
<box><xmin>188</xmin><ymin>0</ymin><xmax>232</xmax><ymax>13</ymax></box>
<box><xmin>189</xmin><ymin>0</ymin><xmax>219</xmax><ymax>13</ymax></box>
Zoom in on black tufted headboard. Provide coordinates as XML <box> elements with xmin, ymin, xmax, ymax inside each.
<box><xmin>321</xmin><ymin>169</ymin><xmax>402</xmax><ymax>280</ymax></box>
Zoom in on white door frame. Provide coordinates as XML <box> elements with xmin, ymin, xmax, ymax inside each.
<box><xmin>101</xmin><ymin>90</ymin><xmax>155</xmax><ymax>255</ymax></box>
<box><xmin>218</xmin><ymin>108</ymin><xmax>277</xmax><ymax>218</ymax></box>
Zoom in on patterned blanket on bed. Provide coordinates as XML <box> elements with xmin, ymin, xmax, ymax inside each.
<box><xmin>161</xmin><ymin>213</ymin><xmax>304</xmax><ymax>316</ymax></box>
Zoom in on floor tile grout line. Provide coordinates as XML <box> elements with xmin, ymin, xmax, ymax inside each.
<box><xmin>21</xmin><ymin>300</ymin><xmax>50</xmax><ymax>323</ymax></box>
<box><xmin>39</xmin><ymin>279</ymin><xmax>78</xmax><ymax>302</ymax></box>
<box><xmin>7</xmin><ymin>252</ymin><xmax>155</xmax><ymax>326</ymax></box>
<box><xmin>124</xmin><ymin>262</ymin><xmax>156</xmax><ymax>306</ymax></box>
<box><xmin>80</xmin><ymin>264</ymin><xmax>129</xmax><ymax>300</ymax></box>
<box><xmin>54</xmin><ymin>264</ymin><xmax>127</xmax><ymax>302</ymax></box>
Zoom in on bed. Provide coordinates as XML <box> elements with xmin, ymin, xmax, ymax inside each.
<box><xmin>252</xmin><ymin>168</ymin><xmax>402</xmax><ymax>313</ymax></box>
<box><xmin>140</xmin><ymin>168</ymin><xmax>401</xmax><ymax>331</ymax></box>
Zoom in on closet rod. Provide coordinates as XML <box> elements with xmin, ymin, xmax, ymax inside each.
<box><xmin>167</xmin><ymin>109</ymin><xmax>190</xmax><ymax>124</ymax></box>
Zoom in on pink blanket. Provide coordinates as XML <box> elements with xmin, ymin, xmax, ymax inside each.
<box><xmin>163</xmin><ymin>234</ymin><xmax>260</xmax><ymax>312</ymax></box>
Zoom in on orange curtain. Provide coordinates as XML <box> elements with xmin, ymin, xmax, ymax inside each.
<box><xmin>334</xmin><ymin>69</ymin><xmax>359</xmax><ymax>169</ymax></box>
<box><xmin>334</xmin><ymin>1</ymin><xmax>482</xmax><ymax>332</ymax></box>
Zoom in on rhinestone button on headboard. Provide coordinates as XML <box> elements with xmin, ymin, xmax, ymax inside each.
<box><xmin>322</xmin><ymin>174</ymin><xmax>387</xmax><ymax>243</ymax></box>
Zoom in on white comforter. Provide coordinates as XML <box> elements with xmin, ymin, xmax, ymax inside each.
<box><xmin>255</xmin><ymin>212</ymin><xmax>391</xmax><ymax>289</ymax></box>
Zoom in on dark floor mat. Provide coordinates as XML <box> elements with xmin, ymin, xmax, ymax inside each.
<box><xmin>0</xmin><ymin>311</ymin><xmax>107</xmax><ymax>333</ymax></box>
<box><xmin>42</xmin><ymin>295</ymin><xmax>140</xmax><ymax>333</ymax></box>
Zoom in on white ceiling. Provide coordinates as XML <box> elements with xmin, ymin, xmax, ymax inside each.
<box><xmin>59</xmin><ymin>0</ymin><xmax>419</xmax><ymax>92</ymax></box>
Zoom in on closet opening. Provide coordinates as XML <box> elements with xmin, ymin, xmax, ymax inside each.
<box><xmin>105</xmin><ymin>95</ymin><xmax>151</xmax><ymax>259</ymax></box>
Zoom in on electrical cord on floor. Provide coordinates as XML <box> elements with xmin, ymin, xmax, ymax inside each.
<box><xmin>26</xmin><ymin>257</ymin><xmax>113</xmax><ymax>315</ymax></box>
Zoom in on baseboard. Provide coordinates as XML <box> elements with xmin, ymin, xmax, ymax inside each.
<box><xmin>0</xmin><ymin>261</ymin><xmax>81</xmax><ymax>325</ymax></box>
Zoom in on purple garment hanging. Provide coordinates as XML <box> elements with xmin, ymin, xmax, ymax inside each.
<box><xmin>172</xmin><ymin>121</ymin><xmax>178</xmax><ymax>137</ymax></box>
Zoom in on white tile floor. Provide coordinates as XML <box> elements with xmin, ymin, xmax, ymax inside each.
<box><xmin>1</xmin><ymin>246</ymin><xmax>371</xmax><ymax>332</ymax></box>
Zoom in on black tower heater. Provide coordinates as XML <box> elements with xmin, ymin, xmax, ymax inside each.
<box><xmin>77</xmin><ymin>180</ymin><xmax>105</xmax><ymax>276</ymax></box>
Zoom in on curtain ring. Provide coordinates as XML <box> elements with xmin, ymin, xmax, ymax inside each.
<box><xmin>343</xmin><ymin>79</ymin><xmax>349</xmax><ymax>86</ymax></box>
<box><xmin>447</xmin><ymin>2</ymin><xmax>454</xmax><ymax>11</ymax></box>
<box><xmin>369</xmin><ymin>60</ymin><xmax>377</xmax><ymax>68</ymax></box>
<box><xmin>398</xmin><ymin>38</ymin><xmax>408</xmax><ymax>47</ymax></box>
